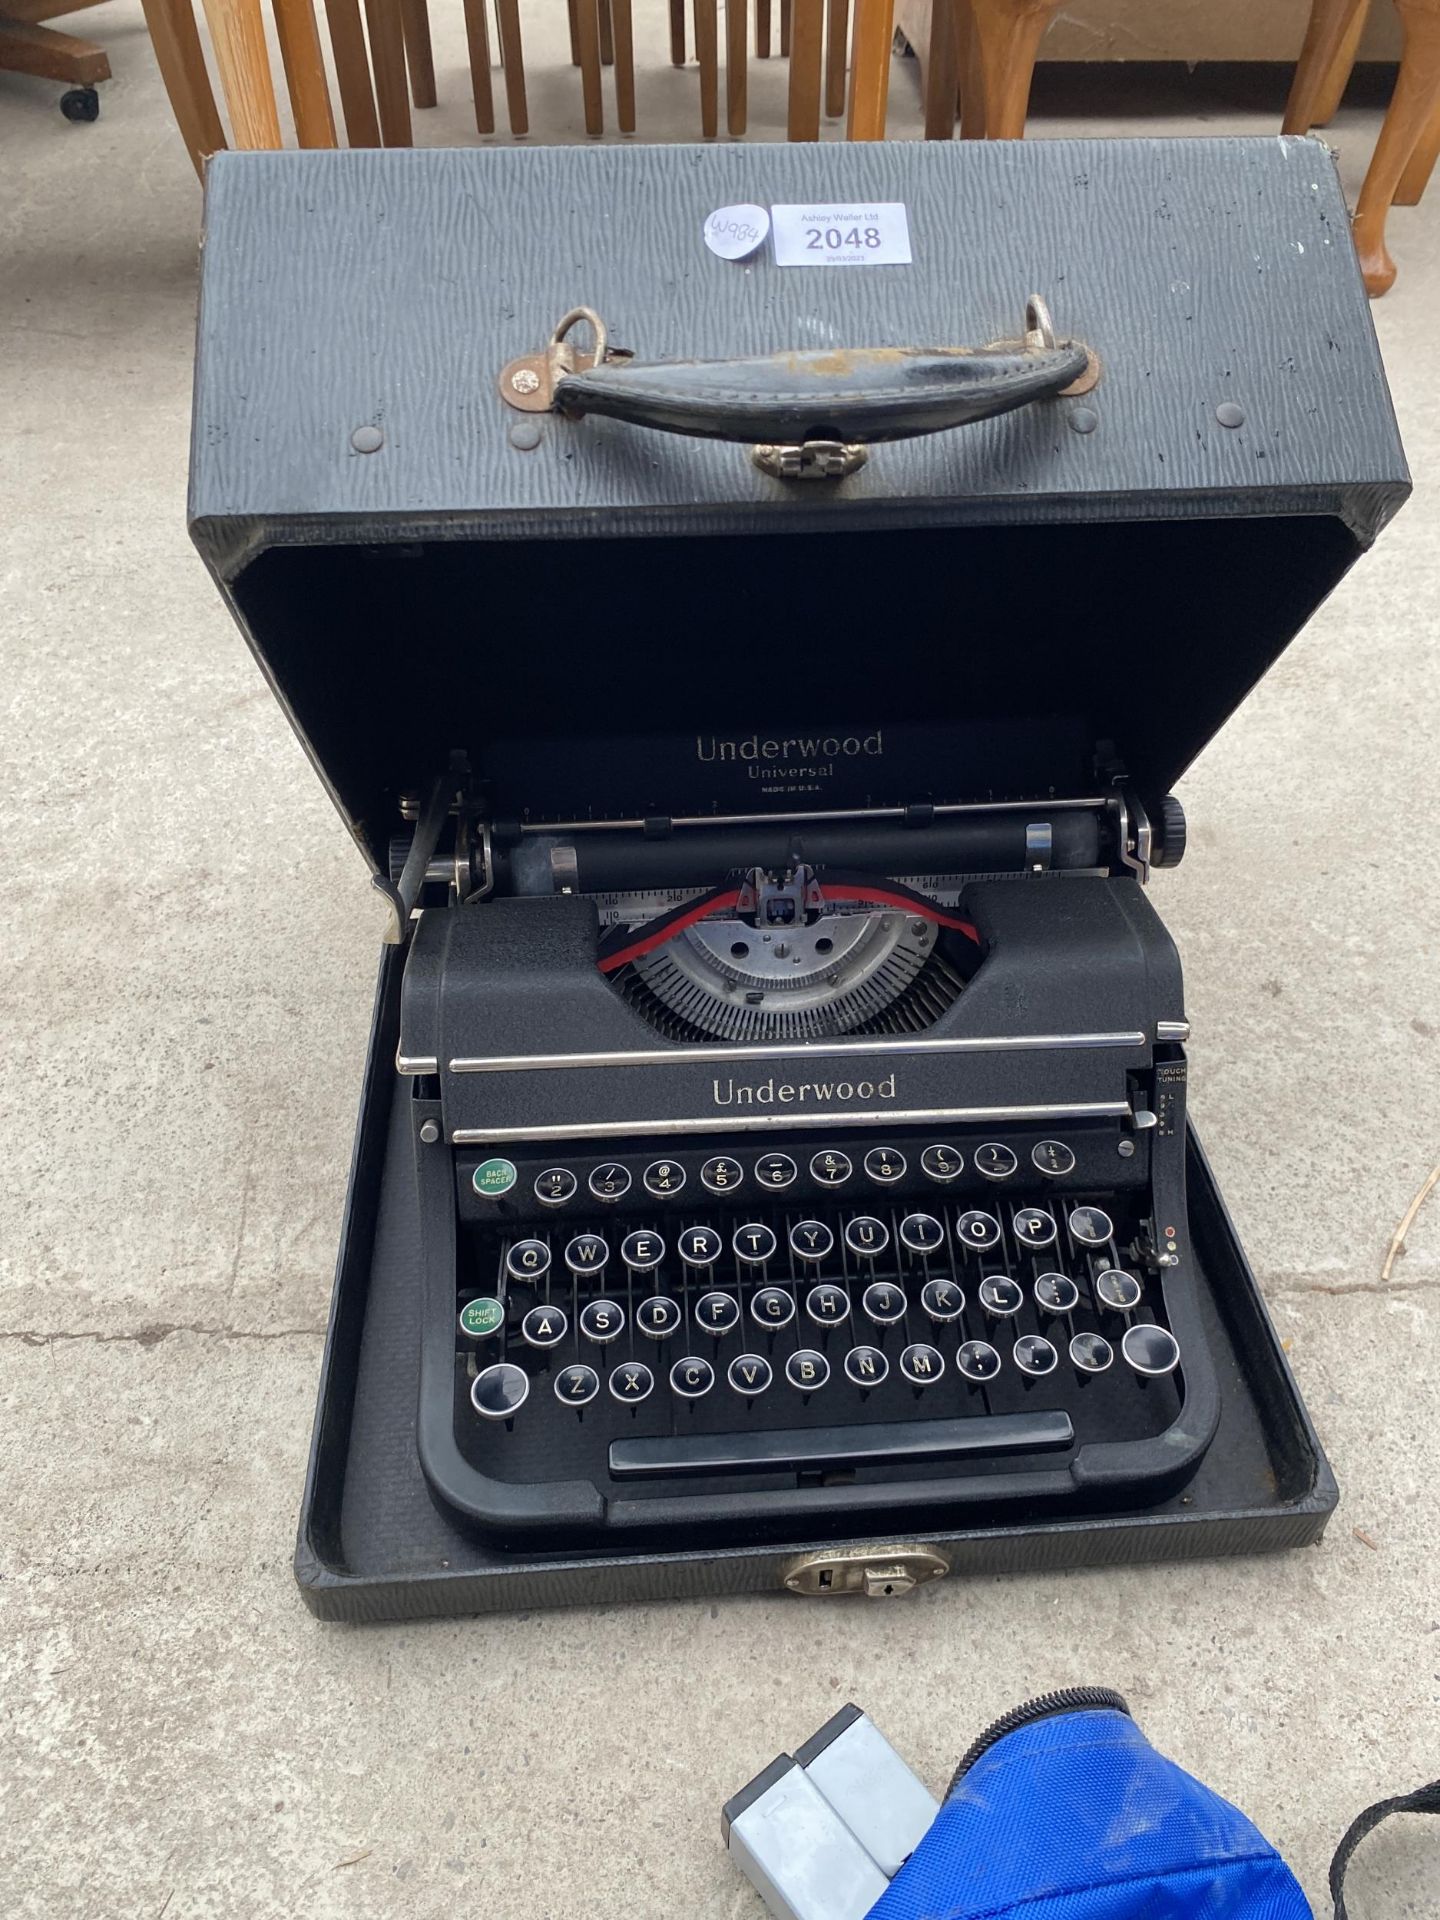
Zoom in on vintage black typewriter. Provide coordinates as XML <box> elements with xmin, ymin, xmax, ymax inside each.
<box><xmin>188</xmin><ymin>136</ymin><xmax>1407</xmax><ymax>1610</ymax></box>
<box><xmin>400</xmin><ymin>782</ymin><xmax>1201</xmax><ymax>1546</ymax></box>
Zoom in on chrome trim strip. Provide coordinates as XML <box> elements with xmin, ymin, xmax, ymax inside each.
<box><xmin>452</xmin><ymin>1101</ymin><xmax>1133</xmax><ymax>1145</ymax></box>
<box><xmin>450</xmin><ymin>1031</ymin><xmax>1147</xmax><ymax>1074</ymax></box>
<box><xmin>1155</xmin><ymin>1020</ymin><xmax>1190</xmax><ymax>1043</ymax></box>
<box><xmin>397</xmin><ymin>1054</ymin><xmax>439</xmax><ymax>1075</ymax></box>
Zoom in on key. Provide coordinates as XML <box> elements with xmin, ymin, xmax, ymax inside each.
<box><xmin>1068</xmin><ymin>1205</ymin><xmax>1114</xmax><ymax>1247</ymax></box>
<box><xmin>1121</xmin><ymin>1323</ymin><xmax>1180</xmax><ymax>1376</ymax></box>
<box><xmin>1095</xmin><ymin>1269</ymin><xmax>1143</xmax><ymax>1312</ymax></box>
<box><xmin>750</xmin><ymin>1286</ymin><xmax>796</xmax><ymax>1329</ymax></box>
<box><xmin>956</xmin><ymin>1339</ymin><xmax>1003</xmax><ymax>1382</ymax></box>
<box><xmin>973</xmin><ymin>1142</ymin><xmax>1017</xmax><ymax>1181</ymax></box>
<box><xmin>1013</xmin><ymin>1207</ymin><xmax>1057</xmax><ymax>1250</ymax></box>
<box><xmin>643</xmin><ymin>1158</ymin><xmax>686</xmax><ymax>1198</ymax></box>
<box><xmin>588</xmin><ymin>1162</ymin><xmax>632</xmax><ymax>1202</ymax></box>
<box><xmin>754</xmin><ymin>1152</ymin><xmax>798</xmax><ymax>1191</ymax></box>
<box><xmin>809</xmin><ymin>1149</ymin><xmax>853</xmax><ymax>1188</ymax></box>
<box><xmin>620</xmin><ymin>1230</ymin><xmax>666</xmax><ymax>1273</ymax></box>
<box><xmin>554</xmin><ymin>1363</ymin><xmax>600</xmax><ymax>1406</ymax></box>
<box><xmin>805</xmin><ymin>1283</ymin><xmax>850</xmax><ymax>1328</ymax></box>
<box><xmin>1013</xmin><ymin>1333</ymin><xmax>1059</xmax><ymax>1377</ymax></box>
<box><xmin>1069</xmin><ymin>1331</ymin><xmax>1114</xmax><ymax>1374</ymax></box>
<box><xmin>505</xmin><ymin>1237</ymin><xmax>552</xmax><ymax>1282</ymax></box>
<box><xmin>785</xmin><ymin>1349</ymin><xmax>830</xmax><ymax>1392</ymax></box>
<box><xmin>863</xmin><ymin>1146</ymin><xmax>907</xmax><ymax>1185</ymax></box>
<box><xmin>789</xmin><ymin>1219</ymin><xmax>835</xmax><ymax>1262</ymax></box>
<box><xmin>694</xmin><ymin>1290</ymin><xmax>740</xmax><ymax>1337</ymax></box>
<box><xmin>565</xmin><ymin>1232</ymin><xmax>610</xmax><ymax>1276</ymax></box>
<box><xmin>919</xmin><ymin>1143</ymin><xmax>963</xmax><ymax>1183</ymax></box>
<box><xmin>579</xmin><ymin>1298</ymin><xmax>626</xmax><ymax>1343</ymax></box>
<box><xmin>861</xmin><ymin>1281</ymin><xmax>906</xmax><ymax>1326</ymax></box>
<box><xmin>701</xmin><ymin>1154</ymin><xmax>744</xmax><ymax>1194</ymax></box>
<box><xmin>1034</xmin><ymin>1272</ymin><xmax>1080</xmax><ymax>1315</ymax></box>
<box><xmin>899</xmin><ymin>1212</ymin><xmax>945</xmax><ymax>1256</ymax></box>
<box><xmin>733</xmin><ymin>1221</ymin><xmax>779</xmax><ymax>1265</ymax></box>
<box><xmin>920</xmin><ymin>1277</ymin><xmax>964</xmax><ymax>1323</ymax></box>
<box><xmin>636</xmin><ymin>1295</ymin><xmax>682</xmax><ymax>1340</ymax></box>
<box><xmin>678</xmin><ymin>1225</ymin><xmax>723</xmax><ymax>1269</ymax></box>
<box><xmin>900</xmin><ymin>1342</ymin><xmax>945</xmax><ymax>1386</ymax></box>
<box><xmin>1031</xmin><ymin>1140</ymin><xmax>1076</xmax><ymax>1178</ymax></box>
<box><xmin>471</xmin><ymin>1362</ymin><xmax>529</xmax><ymax>1420</ymax></box>
<box><xmin>458</xmin><ymin>1296</ymin><xmax>505</xmax><ymax>1340</ymax></box>
<box><xmin>670</xmin><ymin>1355</ymin><xmax>716</xmax><ymax>1399</ymax></box>
<box><xmin>955</xmin><ymin>1209</ymin><xmax>1001</xmax><ymax>1252</ymax></box>
<box><xmin>609</xmin><ymin>1360</ymin><xmax>655</xmax><ymax>1403</ymax></box>
<box><xmin>978</xmin><ymin>1275</ymin><xmax>1024</xmax><ymax>1318</ymax></box>
<box><xmin>727</xmin><ymin>1352</ymin><xmax>773</xmax><ymax>1397</ymax></box>
<box><xmin>844</xmin><ymin>1215</ymin><xmax>889</xmax><ymax>1258</ymax></box>
<box><xmin>844</xmin><ymin>1344</ymin><xmax>889</xmax><ymax>1387</ymax></box>
<box><xmin>534</xmin><ymin>1167</ymin><xmax>578</xmax><ymax>1205</ymax></box>
<box><xmin>520</xmin><ymin>1303</ymin><xmax>568</xmax><ymax>1349</ymax></box>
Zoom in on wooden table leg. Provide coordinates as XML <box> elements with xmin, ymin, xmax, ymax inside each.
<box><xmin>961</xmin><ymin>0</ymin><xmax>1061</xmax><ymax>140</ymax></box>
<box><xmin>923</xmin><ymin>0</ymin><xmax>956</xmax><ymax>136</ymax></box>
<box><xmin>399</xmin><ymin>0</ymin><xmax>436</xmax><ymax>106</ymax></box>
<box><xmin>695</xmin><ymin>0</ymin><xmax>718</xmax><ymax>134</ymax></box>
<box><xmin>1353</xmin><ymin>0</ymin><xmax>1440</xmax><ymax>294</ymax></box>
<box><xmin>669</xmin><ymin>0</ymin><xmax>684</xmax><ymax>62</ymax></box>
<box><xmin>1397</xmin><ymin>88</ymin><xmax>1440</xmax><ymax>200</ymax></box>
<box><xmin>727</xmin><ymin>0</ymin><xmax>746</xmax><ymax>132</ymax></box>
<box><xmin>272</xmin><ymin>0</ymin><xmax>336</xmax><ymax>142</ymax></box>
<box><xmin>956</xmin><ymin>0</ymin><xmax>984</xmax><ymax>134</ymax></box>
<box><xmin>845</xmin><ymin>0</ymin><xmax>893</xmax><ymax>137</ymax></box>
<box><xmin>756</xmin><ymin>0</ymin><xmax>768</xmax><ymax>54</ymax></box>
<box><xmin>200</xmin><ymin>0</ymin><xmax>282</xmax><ymax>145</ymax></box>
<box><xmin>824</xmin><ymin>0</ymin><xmax>846</xmax><ymax>116</ymax></box>
<box><xmin>573</xmin><ymin>0</ymin><xmax>603</xmax><ymax>132</ymax></box>
<box><xmin>363</xmin><ymin>0</ymin><xmax>411</xmax><ymax>141</ymax></box>
<box><xmin>787</xmin><ymin>0</ymin><xmax>821</xmax><ymax>136</ymax></box>
<box><xmin>323</xmin><ymin>0</ymin><xmax>380</xmax><ymax>142</ymax></box>
<box><xmin>495</xmin><ymin>0</ymin><xmax>527</xmax><ymax>134</ymax></box>
<box><xmin>1283</xmin><ymin>0</ymin><xmax>1370</xmax><ymax>134</ymax></box>
<box><xmin>612</xmin><ymin>0</ymin><xmax>635</xmax><ymax>127</ymax></box>
<box><xmin>461</xmin><ymin>0</ymin><xmax>493</xmax><ymax>130</ymax></box>
<box><xmin>139</xmin><ymin>0</ymin><xmax>226</xmax><ymax>174</ymax></box>
<box><xmin>781</xmin><ymin>0</ymin><xmax>790</xmax><ymax>52</ymax></box>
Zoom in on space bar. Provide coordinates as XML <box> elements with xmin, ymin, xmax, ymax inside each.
<box><xmin>608</xmin><ymin>1411</ymin><xmax>1074</xmax><ymax>1479</ymax></box>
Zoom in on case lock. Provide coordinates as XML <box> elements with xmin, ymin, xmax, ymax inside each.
<box><xmin>783</xmin><ymin>1546</ymin><xmax>950</xmax><ymax>1598</ymax></box>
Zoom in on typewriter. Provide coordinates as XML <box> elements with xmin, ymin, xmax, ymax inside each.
<box><xmin>396</xmin><ymin>743</ymin><xmax>1215</xmax><ymax>1549</ymax></box>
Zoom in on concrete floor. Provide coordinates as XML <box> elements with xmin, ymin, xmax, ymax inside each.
<box><xmin>3</xmin><ymin>9</ymin><xmax>1440</xmax><ymax>1916</ymax></box>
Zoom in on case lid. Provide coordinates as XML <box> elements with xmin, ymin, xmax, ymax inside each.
<box><xmin>189</xmin><ymin>138</ymin><xmax>1407</xmax><ymax>874</ymax></box>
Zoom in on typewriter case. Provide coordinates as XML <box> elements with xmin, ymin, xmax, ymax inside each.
<box><xmin>189</xmin><ymin>137</ymin><xmax>1406</xmax><ymax>1621</ymax></box>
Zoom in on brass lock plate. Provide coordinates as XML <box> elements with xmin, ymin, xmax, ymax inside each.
<box><xmin>782</xmin><ymin>1546</ymin><xmax>950</xmax><ymax>1598</ymax></box>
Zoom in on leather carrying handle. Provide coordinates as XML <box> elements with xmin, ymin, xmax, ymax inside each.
<box><xmin>555</xmin><ymin>338</ymin><xmax>1091</xmax><ymax>446</ymax></box>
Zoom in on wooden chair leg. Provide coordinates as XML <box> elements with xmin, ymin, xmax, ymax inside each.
<box><xmin>824</xmin><ymin>0</ymin><xmax>846</xmax><ymax>116</ymax></box>
<box><xmin>962</xmin><ymin>0</ymin><xmax>1061</xmax><ymax>140</ymax></box>
<box><xmin>597</xmin><ymin>0</ymin><xmax>613</xmax><ymax>61</ymax></box>
<box><xmin>669</xmin><ymin>0</ymin><xmax>684</xmax><ymax>63</ymax></box>
<box><xmin>363</xmin><ymin>0</ymin><xmax>411</xmax><ymax>141</ymax></box>
<box><xmin>612</xmin><ymin>0</ymin><xmax>635</xmax><ymax>128</ymax></box>
<box><xmin>399</xmin><ymin>0</ymin><xmax>436</xmax><ymax>105</ymax></box>
<box><xmin>923</xmin><ymin>0</ymin><xmax>956</xmax><ymax>136</ymax></box>
<box><xmin>323</xmin><ymin>0</ymin><xmax>380</xmax><ymax>142</ymax></box>
<box><xmin>756</xmin><ymin>0</ymin><xmax>768</xmax><ymax>54</ymax></box>
<box><xmin>1313</xmin><ymin>0</ymin><xmax>1370</xmax><ymax>121</ymax></box>
<box><xmin>461</xmin><ymin>0</ymin><xmax>493</xmax><ymax>131</ymax></box>
<box><xmin>272</xmin><ymin>0</ymin><xmax>337</xmax><ymax>142</ymax></box>
<box><xmin>1353</xmin><ymin>0</ymin><xmax>1440</xmax><ymax>295</ymax></box>
<box><xmin>567</xmin><ymin>0</ymin><xmax>579</xmax><ymax>61</ymax></box>
<box><xmin>955</xmin><ymin>0</ymin><xmax>984</xmax><ymax>135</ymax></box>
<box><xmin>572</xmin><ymin>0</ymin><xmax>603</xmax><ymax>130</ymax></box>
<box><xmin>199</xmin><ymin>0</ymin><xmax>282</xmax><ymax>145</ymax></box>
<box><xmin>139</xmin><ymin>0</ymin><xmax>227</xmax><ymax>175</ymax></box>
<box><xmin>695</xmin><ymin>0</ymin><xmax>718</xmax><ymax>134</ymax></box>
<box><xmin>845</xmin><ymin>0</ymin><xmax>893</xmax><ymax>137</ymax></box>
<box><xmin>1397</xmin><ymin>88</ymin><xmax>1440</xmax><ymax>200</ymax></box>
<box><xmin>494</xmin><ymin>0</ymin><xmax>527</xmax><ymax>134</ymax></box>
<box><xmin>1283</xmin><ymin>0</ymin><xmax>1369</xmax><ymax>134</ymax></box>
<box><xmin>780</xmin><ymin>0</ymin><xmax>790</xmax><ymax>51</ymax></box>
<box><xmin>727</xmin><ymin>0</ymin><xmax>746</xmax><ymax>132</ymax></box>
<box><xmin>787</xmin><ymin>0</ymin><xmax>821</xmax><ymax>135</ymax></box>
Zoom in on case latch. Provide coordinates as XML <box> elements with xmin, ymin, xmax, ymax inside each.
<box><xmin>782</xmin><ymin>1546</ymin><xmax>950</xmax><ymax>1598</ymax></box>
<box><xmin>750</xmin><ymin>440</ymin><xmax>869</xmax><ymax>481</ymax></box>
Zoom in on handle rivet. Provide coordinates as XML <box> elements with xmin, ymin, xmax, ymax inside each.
<box><xmin>1216</xmin><ymin>401</ymin><xmax>1245</xmax><ymax>429</ymax></box>
<box><xmin>510</xmin><ymin>368</ymin><xmax>541</xmax><ymax>395</ymax></box>
<box><xmin>350</xmin><ymin>425</ymin><xmax>384</xmax><ymax>454</ymax></box>
<box><xmin>420</xmin><ymin>1119</ymin><xmax>441</xmax><ymax>1144</ymax></box>
<box><xmin>1069</xmin><ymin>407</ymin><xmax>1098</xmax><ymax>436</ymax></box>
